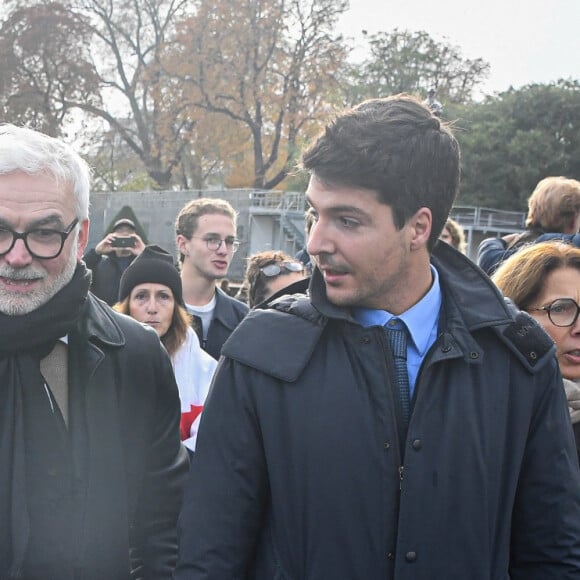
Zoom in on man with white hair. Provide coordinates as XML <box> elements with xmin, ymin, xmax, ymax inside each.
<box><xmin>0</xmin><ymin>124</ymin><xmax>188</xmax><ymax>579</ymax></box>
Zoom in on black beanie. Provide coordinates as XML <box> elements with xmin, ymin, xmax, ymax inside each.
<box><xmin>118</xmin><ymin>244</ymin><xmax>184</xmax><ymax>306</ymax></box>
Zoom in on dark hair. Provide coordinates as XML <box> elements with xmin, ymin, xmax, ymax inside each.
<box><xmin>113</xmin><ymin>294</ymin><xmax>192</xmax><ymax>358</ymax></box>
<box><xmin>302</xmin><ymin>94</ymin><xmax>460</xmax><ymax>251</ymax></box>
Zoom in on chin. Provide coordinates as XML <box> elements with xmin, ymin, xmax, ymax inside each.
<box><xmin>325</xmin><ymin>289</ymin><xmax>358</xmax><ymax>308</ymax></box>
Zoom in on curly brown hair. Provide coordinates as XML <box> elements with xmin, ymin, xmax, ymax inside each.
<box><xmin>244</xmin><ymin>250</ymin><xmax>305</xmax><ymax>307</ymax></box>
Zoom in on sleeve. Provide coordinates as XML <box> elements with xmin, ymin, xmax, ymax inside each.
<box><xmin>174</xmin><ymin>357</ymin><xmax>268</xmax><ymax>579</ymax></box>
<box><xmin>476</xmin><ymin>237</ymin><xmax>509</xmax><ymax>275</ymax></box>
<box><xmin>130</xmin><ymin>343</ymin><xmax>190</xmax><ymax>580</ymax></box>
<box><xmin>509</xmin><ymin>362</ymin><xmax>580</xmax><ymax>579</ymax></box>
<box><xmin>82</xmin><ymin>248</ymin><xmax>101</xmax><ymax>271</ymax></box>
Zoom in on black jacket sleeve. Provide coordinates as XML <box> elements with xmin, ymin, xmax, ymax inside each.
<box><xmin>175</xmin><ymin>357</ymin><xmax>268</xmax><ymax>578</ymax></box>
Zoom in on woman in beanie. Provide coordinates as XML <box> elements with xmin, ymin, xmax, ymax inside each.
<box><xmin>114</xmin><ymin>245</ymin><xmax>217</xmax><ymax>452</ymax></box>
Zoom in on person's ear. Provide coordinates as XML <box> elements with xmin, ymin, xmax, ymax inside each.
<box><xmin>176</xmin><ymin>234</ymin><xmax>190</xmax><ymax>257</ymax></box>
<box><xmin>76</xmin><ymin>219</ymin><xmax>90</xmax><ymax>260</ymax></box>
<box><xmin>408</xmin><ymin>208</ymin><xmax>432</xmax><ymax>251</ymax></box>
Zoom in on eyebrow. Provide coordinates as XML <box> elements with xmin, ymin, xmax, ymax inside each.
<box><xmin>305</xmin><ymin>197</ymin><xmax>372</xmax><ymax>219</ymax></box>
<box><xmin>0</xmin><ymin>214</ymin><xmax>63</xmax><ymax>230</ymax></box>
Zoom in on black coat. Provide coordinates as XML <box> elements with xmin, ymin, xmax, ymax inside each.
<box><xmin>190</xmin><ymin>288</ymin><xmax>248</xmax><ymax>360</ymax></box>
<box><xmin>176</xmin><ymin>243</ymin><xmax>580</xmax><ymax>579</ymax></box>
<box><xmin>44</xmin><ymin>294</ymin><xmax>188</xmax><ymax>578</ymax></box>
<box><xmin>83</xmin><ymin>249</ymin><xmax>135</xmax><ymax>305</ymax></box>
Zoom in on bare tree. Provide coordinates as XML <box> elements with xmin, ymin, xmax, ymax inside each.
<box><xmin>70</xmin><ymin>0</ymin><xmax>197</xmax><ymax>189</ymax></box>
<box><xmin>0</xmin><ymin>3</ymin><xmax>100</xmax><ymax>135</ymax></box>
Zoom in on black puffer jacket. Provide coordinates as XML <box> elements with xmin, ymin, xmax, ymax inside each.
<box><xmin>176</xmin><ymin>243</ymin><xmax>580</xmax><ymax>579</ymax></box>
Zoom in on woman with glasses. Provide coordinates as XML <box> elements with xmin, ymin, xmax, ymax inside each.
<box><xmin>493</xmin><ymin>241</ymin><xmax>580</xmax><ymax>458</ymax></box>
<box><xmin>114</xmin><ymin>245</ymin><xmax>217</xmax><ymax>453</ymax></box>
<box><xmin>242</xmin><ymin>250</ymin><xmax>307</xmax><ymax>308</ymax></box>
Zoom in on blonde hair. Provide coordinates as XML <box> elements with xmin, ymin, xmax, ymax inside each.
<box><xmin>442</xmin><ymin>218</ymin><xmax>466</xmax><ymax>253</ymax></box>
<box><xmin>175</xmin><ymin>197</ymin><xmax>237</xmax><ymax>262</ymax></box>
<box><xmin>526</xmin><ymin>176</ymin><xmax>580</xmax><ymax>232</ymax></box>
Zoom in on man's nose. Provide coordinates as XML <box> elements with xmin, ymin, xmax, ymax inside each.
<box><xmin>3</xmin><ymin>238</ymin><xmax>34</xmax><ymax>267</ymax></box>
<box><xmin>307</xmin><ymin>220</ymin><xmax>332</xmax><ymax>256</ymax></box>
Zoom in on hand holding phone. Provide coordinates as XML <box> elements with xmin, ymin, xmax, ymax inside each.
<box><xmin>111</xmin><ymin>236</ymin><xmax>136</xmax><ymax>248</ymax></box>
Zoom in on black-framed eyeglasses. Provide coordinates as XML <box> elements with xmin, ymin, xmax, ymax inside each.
<box><xmin>530</xmin><ymin>298</ymin><xmax>580</xmax><ymax>328</ymax></box>
<box><xmin>192</xmin><ymin>236</ymin><xmax>240</xmax><ymax>253</ymax></box>
<box><xmin>0</xmin><ymin>218</ymin><xmax>79</xmax><ymax>259</ymax></box>
<box><xmin>260</xmin><ymin>261</ymin><xmax>304</xmax><ymax>277</ymax></box>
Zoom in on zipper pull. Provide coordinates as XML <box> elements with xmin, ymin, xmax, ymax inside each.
<box><xmin>399</xmin><ymin>465</ymin><xmax>404</xmax><ymax>491</ymax></box>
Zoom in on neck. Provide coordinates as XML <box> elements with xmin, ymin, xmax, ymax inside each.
<box><xmin>181</xmin><ymin>263</ymin><xmax>217</xmax><ymax>306</ymax></box>
<box><xmin>382</xmin><ymin>254</ymin><xmax>433</xmax><ymax>315</ymax></box>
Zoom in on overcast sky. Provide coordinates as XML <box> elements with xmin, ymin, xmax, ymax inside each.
<box><xmin>337</xmin><ymin>0</ymin><xmax>580</xmax><ymax>96</ymax></box>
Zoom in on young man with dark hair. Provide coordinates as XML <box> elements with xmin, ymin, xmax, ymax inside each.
<box><xmin>175</xmin><ymin>96</ymin><xmax>580</xmax><ymax>579</ymax></box>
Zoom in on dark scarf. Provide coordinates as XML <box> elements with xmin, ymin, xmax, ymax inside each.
<box><xmin>0</xmin><ymin>263</ymin><xmax>91</xmax><ymax>578</ymax></box>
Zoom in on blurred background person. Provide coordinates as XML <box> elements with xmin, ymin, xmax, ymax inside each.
<box><xmin>492</xmin><ymin>241</ymin><xmax>580</xmax><ymax>459</ymax></box>
<box><xmin>439</xmin><ymin>217</ymin><xmax>466</xmax><ymax>254</ymax></box>
<box><xmin>295</xmin><ymin>207</ymin><xmax>317</xmax><ymax>274</ymax></box>
<box><xmin>115</xmin><ymin>245</ymin><xmax>217</xmax><ymax>452</ymax></box>
<box><xmin>83</xmin><ymin>217</ymin><xmax>145</xmax><ymax>305</ymax></box>
<box><xmin>244</xmin><ymin>251</ymin><xmax>307</xmax><ymax>308</ymax></box>
<box><xmin>424</xmin><ymin>88</ymin><xmax>443</xmax><ymax>117</ymax></box>
<box><xmin>478</xmin><ymin>176</ymin><xmax>580</xmax><ymax>275</ymax></box>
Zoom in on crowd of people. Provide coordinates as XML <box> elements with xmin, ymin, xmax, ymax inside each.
<box><xmin>1</xmin><ymin>92</ymin><xmax>580</xmax><ymax>579</ymax></box>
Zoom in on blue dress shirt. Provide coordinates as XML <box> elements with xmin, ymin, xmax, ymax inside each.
<box><xmin>353</xmin><ymin>266</ymin><xmax>442</xmax><ymax>397</ymax></box>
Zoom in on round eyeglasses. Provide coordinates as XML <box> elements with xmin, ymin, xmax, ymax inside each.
<box><xmin>530</xmin><ymin>298</ymin><xmax>580</xmax><ymax>328</ymax></box>
<box><xmin>191</xmin><ymin>236</ymin><xmax>240</xmax><ymax>253</ymax></box>
<box><xmin>0</xmin><ymin>218</ymin><xmax>79</xmax><ymax>259</ymax></box>
<box><xmin>260</xmin><ymin>262</ymin><xmax>305</xmax><ymax>277</ymax></box>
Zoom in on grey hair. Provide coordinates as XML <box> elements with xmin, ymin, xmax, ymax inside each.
<box><xmin>0</xmin><ymin>124</ymin><xmax>91</xmax><ymax>219</ymax></box>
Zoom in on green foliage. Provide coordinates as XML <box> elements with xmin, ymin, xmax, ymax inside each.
<box><xmin>344</xmin><ymin>29</ymin><xmax>490</xmax><ymax>107</ymax></box>
<box><xmin>457</xmin><ymin>80</ymin><xmax>580</xmax><ymax>210</ymax></box>
<box><xmin>1</xmin><ymin>1</ymin><xmax>578</xmax><ymax>204</ymax></box>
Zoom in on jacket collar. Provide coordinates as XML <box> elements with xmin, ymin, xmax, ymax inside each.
<box><xmin>308</xmin><ymin>241</ymin><xmax>514</xmax><ymax>332</ymax></box>
<box><xmin>82</xmin><ymin>294</ymin><xmax>126</xmax><ymax>347</ymax></box>
<box><xmin>211</xmin><ymin>287</ymin><xmax>246</xmax><ymax>331</ymax></box>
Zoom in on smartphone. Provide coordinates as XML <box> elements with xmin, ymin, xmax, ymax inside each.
<box><xmin>111</xmin><ymin>236</ymin><xmax>136</xmax><ymax>248</ymax></box>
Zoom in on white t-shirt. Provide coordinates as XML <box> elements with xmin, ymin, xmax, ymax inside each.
<box><xmin>185</xmin><ymin>294</ymin><xmax>217</xmax><ymax>341</ymax></box>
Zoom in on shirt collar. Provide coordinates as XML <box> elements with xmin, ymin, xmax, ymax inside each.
<box><xmin>353</xmin><ymin>265</ymin><xmax>441</xmax><ymax>356</ymax></box>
